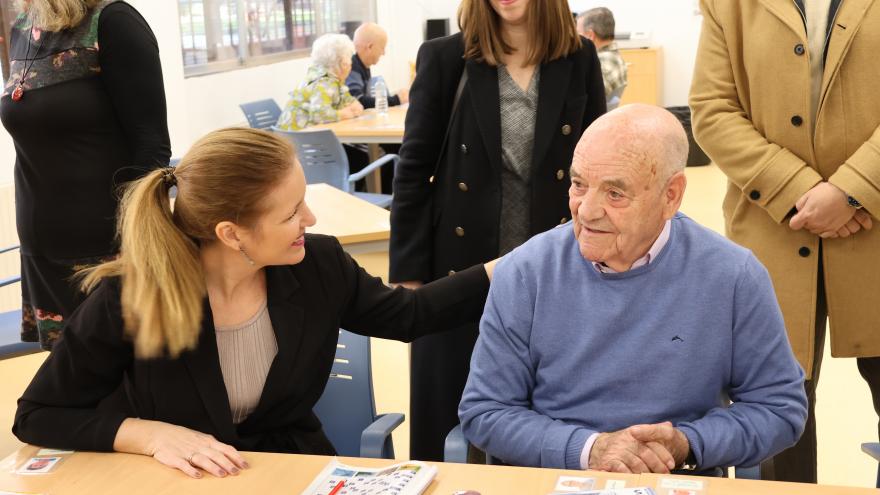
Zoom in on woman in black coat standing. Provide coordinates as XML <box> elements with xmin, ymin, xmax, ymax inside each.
<box><xmin>390</xmin><ymin>0</ymin><xmax>606</xmax><ymax>461</ymax></box>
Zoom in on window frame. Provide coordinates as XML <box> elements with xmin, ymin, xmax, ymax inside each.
<box><xmin>179</xmin><ymin>0</ymin><xmax>371</xmax><ymax>78</ymax></box>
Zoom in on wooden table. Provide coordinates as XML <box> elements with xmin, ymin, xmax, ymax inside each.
<box><xmin>305</xmin><ymin>183</ymin><xmax>390</xmax><ymax>256</ymax></box>
<box><xmin>0</xmin><ymin>446</ymin><xmax>874</xmax><ymax>495</ymax></box>
<box><xmin>311</xmin><ymin>105</ymin><xmax>407</xmax><ymax>193</ymax></box>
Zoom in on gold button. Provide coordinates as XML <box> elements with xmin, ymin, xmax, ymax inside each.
<box><xmin>458</xmin><ymin>182</ymin><xmax>468</xmax><ymax>192</ymax></box>
<box><xmin>429</xmin><ymin>175</ymin><xmax>435</xmax><ymax>183</ymax></box>
<box><xmin>448</xmin><ymin>270</ymin><xmax>456</xmax><ymax>276</ymax></box>
<box><xmin>455</xmin><ymin>227</ymin><xmax>465</xmax><ymax>237</ymax></box>
<box><xmin>560</xmin><ymin>217</ymin><xmax>568</xmax><ymax>224</ymax></box>
<box><xmin>556</xmin><ymin>169</ymin><xmax>565</xmax><ymax>181</ymax></box>
<box><xmin>561</xmin><ymin>124</ymin><xmax>572</xmax><ymax>135</ymax></box>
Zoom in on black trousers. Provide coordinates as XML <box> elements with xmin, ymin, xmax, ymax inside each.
<box><xmin>763</xmin><ymin>245</ymin><xmax>880</xmax><ymax>482</ymax></box>
<box><xmin>409</xmin><ymin>322</ymin><xmax>479</xmax><ymax>461</ymax></box>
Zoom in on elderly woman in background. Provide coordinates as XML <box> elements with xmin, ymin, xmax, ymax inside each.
<box><xmin>276</xmin><ymin>33</ymin><xmax>364</xmax><ymax>131</ymax></box>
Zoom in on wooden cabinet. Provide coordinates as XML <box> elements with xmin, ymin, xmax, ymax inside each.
<box><xmin>619</xmin><ymin>47</ymin><xmax>662</xmax><ymax>106</ymax></box>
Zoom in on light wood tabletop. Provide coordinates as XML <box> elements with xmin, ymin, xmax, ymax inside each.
<box><xmin>310</xmin><ymin>105</ymin><xmax>407</xmax><ymax>144</ymax></box>
<box><xmin>1</xmin><ymin>446</ymin><xmax>875</xmax><ymax>495</ymax></box>
<box><xmin>309</xmin><ymin>105</ymin><xmax>407</xmax><ymax>194</ymax></box>
<box><xmin>305</xmin><ymin>183</ymin><xmax>390</xmax><ymax>249</ymax></box>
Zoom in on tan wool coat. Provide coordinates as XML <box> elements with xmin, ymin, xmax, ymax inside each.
<box><xmin>690</xmin><ymin>0</ymin><xmax>880</xmax><ymax>377</ymax></box>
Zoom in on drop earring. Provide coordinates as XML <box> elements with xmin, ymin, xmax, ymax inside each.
<box><xmin>239</xmin><ymin>246</ymin><xmax>255</xmax><ymax>266</ymax></box>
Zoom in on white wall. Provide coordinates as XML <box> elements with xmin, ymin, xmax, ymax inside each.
<box><xmin>570</xmin><ymin>0</ymin><xmax>703</xmax><ymax>108</ymax></box>
<box><xmin>0</xmin><ymin>0</ymin><xmax>704</xmax><ymax>185</ymax></box>
<box><xmin>129</xmin><ymin>0</ymin><xmax>436</xmax><ymax>157</ymax></box>
<box><xmin>0</xmin><ymin>0</ymin><xmax>451</xmax><ymax>186</ymax></box>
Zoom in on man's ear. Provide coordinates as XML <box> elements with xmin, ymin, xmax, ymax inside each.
<box><xmin>663</xmin><ymin>171</ymin><xmax>687</xmax><ymax>220</ymax></box>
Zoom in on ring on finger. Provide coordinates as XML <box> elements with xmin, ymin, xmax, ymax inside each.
<box><xmin>187</xmin><ymin>452</ymin><xmax>197</xmax><ymax>465</ymax></box>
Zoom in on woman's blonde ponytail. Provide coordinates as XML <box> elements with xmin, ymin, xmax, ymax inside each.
<box><xmin>81</xmin><ymin>168</ymin><xmax>205</xmax><ymax>358</ymax></box>
<box><xmin>80</xmin><ymin>128</ymin><xmax>296</xmax><ymax>358</ymax></box>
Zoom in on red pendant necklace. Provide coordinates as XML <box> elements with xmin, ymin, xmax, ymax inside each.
<box><xmin>12</xmin><ymin>20</ymin><xmax>44</xmax><ymax>102</ymax></box>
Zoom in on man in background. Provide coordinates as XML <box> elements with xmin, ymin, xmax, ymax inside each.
<box><xmin>577</xmin><ymin>7</ymin><xmax>627</xmax><ymax>102</ymax></box>
<box><xmin>346</xmin><ymin>23</ymin><xmax>409</xmax><ymax>108</ymax></box>
<box><xmin>345</xmin><ymin>23</ymin><xmax>408</xmax><ymax>193</ymax></box>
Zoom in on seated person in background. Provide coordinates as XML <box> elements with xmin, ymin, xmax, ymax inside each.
<box><xmin>13</xmin><ymin>128</ymin><xmax>496</xmax><ymax>479</ymax></box>
<box><xmin>577</xmin><ymin>7</ymin><xmax>627</xmax><ymax>102</ymax></box>
<box><xmin>346</xmin><ymin>23</ymin><xmax>409</xmax><ymax>108</ymax></box>
<box><xmin>276</xmin><ymin>33</ymin><xmax>364</xmax><ymax>131</ymax></box>
<box><xmin>459</xmin><ymin>104</ymin><xmax>807</xmax><ymax>475</ymax></box>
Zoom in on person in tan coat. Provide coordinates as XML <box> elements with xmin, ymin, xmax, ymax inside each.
<box><xmin>690</xmin><ymin>0</ymin><xmax>880</xmax><ymax>483</ymax></box>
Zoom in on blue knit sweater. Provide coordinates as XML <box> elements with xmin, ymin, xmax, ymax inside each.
<box><xmin>459</xmin><ymin>213</ymin><xmax>807</xmax><ymax>470</ymax></box>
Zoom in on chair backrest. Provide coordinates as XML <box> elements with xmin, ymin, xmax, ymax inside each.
<box><xmin>271</xmin><ymin>128</ymin><xmax>352</xmax><ymax>192</ymax></box>
<box><xmin>606</xmin><ymin>84</ymin><xmax>626</xmax><ymax>111</ymax></box>
<box><xmin>0</xmin><ymin>246</ymin><xmax>41</xmax><ymax>360</ymax></box>
<box><xmin>239</xmin><ymin>99</ymin><xmax>282</xmax><ymax>129</ymax></box>
<box><xmin>313</xmin><ymin>329</ymin><xmax>380</xmax><ymax>457</ymax></box>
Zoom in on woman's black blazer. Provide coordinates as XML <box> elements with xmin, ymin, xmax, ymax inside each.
<box><xmin>13</xmin><ymin>234</ymin><xmax>490</xmax><ymax>454</ymax></box>
<box><xmin>390</xmin><ymin>32</ymin><xmax>606</xmax><ymax>283</ymax></box>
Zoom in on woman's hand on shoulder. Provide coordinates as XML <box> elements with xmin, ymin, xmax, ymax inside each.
<box><xmin>484</xmin><ymin>258</ymin><xmax>500</xmax><ymax>281</ymax></box>
<box><xmin>114</xmin><ymin>418</ymin><xmax>248</xmax><ymax>479</ymax></box>
<box><xmin>392</xmin><ymin>280</ymin><xmax>424</xmax><ymax>290</ymax></box>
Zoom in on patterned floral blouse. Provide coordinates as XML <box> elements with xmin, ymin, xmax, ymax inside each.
<box><xmin>276</xmin><ymin>65</ymin><xmax>357</xmax><ymax>131</ymax></box>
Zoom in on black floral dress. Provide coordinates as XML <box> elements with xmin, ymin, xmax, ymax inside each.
<box><xmin>0</xmin><ymin>0</ymin><xmax>170</xmax><ymax>349</ymax></box>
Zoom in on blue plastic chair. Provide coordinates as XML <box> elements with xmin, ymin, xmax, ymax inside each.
<box><xmin>0</xmin><ymin>245</ymin><xmax>43</xmax><ymax>360</ymax></box>
<box><xmin>313</xmin><ymin>329</ymin><xmax>404</xmax><ymax>458</ymax></box>
<box><xmin>239</xmin><ymin>99</ymin><xmax>283</xmax><ymax>130</ymax></box>
<box><xmin>271</xmin><ymin>127</ymin><xmax>397</xmax><ymax>209</ymax></box>
<box><xmin>444</xmin><ymin>425</ymin><xmax>761</xmax><ymax>479</ymax></box>
<box><xmin>861</xmin><ymin>443</ymin><xmax>880</xmax><ymax>487</ymax></box>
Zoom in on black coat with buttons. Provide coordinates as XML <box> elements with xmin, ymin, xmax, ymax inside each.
<box><xmin>390</xmin><ymin>33</ymin><xmax>606</xmax><ymax>283</ymax></box>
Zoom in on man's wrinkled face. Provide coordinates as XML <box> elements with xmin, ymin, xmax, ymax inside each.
<box><xmin>568</xmin><ymin>144</ymin><xmax>672</xmax><ymax>271</ymax></box>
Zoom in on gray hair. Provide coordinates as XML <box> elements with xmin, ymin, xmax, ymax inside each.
<box><xmin>578</xmin><ymin>7</ymin><xmax>616</xmax><ymax>40</ymax></box>
<box><xmin>310</xmin><ymin>33</ymin><xmax>355</xmax><ymax>72</ymax></box>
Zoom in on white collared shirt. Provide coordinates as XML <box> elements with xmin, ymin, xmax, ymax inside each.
<box><xmin>591</xmin><ymin>220</ymin><xmax>672</xmax><ymax>274</ymax></box>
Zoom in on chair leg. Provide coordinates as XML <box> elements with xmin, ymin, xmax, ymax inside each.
<box><xmin>383</xmin><ymin>436</ymin><xmax>394</xmax><ymax>459</ymax></box>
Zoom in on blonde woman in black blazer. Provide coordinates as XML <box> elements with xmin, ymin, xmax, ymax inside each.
<box><xmin>390</xmin><ymin>0</ymin><xmax>606</xmax><ymax>461</ymax></box>
<box><xmin>14</xmin><ymin>128</ymin><xmax>495</xmax><ymax>479</ymax></box>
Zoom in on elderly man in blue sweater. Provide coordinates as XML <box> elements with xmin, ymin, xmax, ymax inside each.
<box><xmin>459</xmin><ymin>104</ymin><xmax>808</xmax><ymax>475</ymax></box>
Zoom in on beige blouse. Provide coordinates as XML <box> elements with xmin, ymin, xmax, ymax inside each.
<box><xmin>215</xmin><ymin>302</ymin><xmax>278</xmax><ymax>424</ymax></box>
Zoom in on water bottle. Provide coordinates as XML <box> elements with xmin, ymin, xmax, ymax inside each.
<box><xmin>373</xmin><ymin>78</ymin><xmax>389</xmax><ymax>116</ymax></box>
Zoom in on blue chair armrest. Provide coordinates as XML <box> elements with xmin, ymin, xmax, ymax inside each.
<box><xmin>735</xmin><ymin>465</ymin><xmax>760</xmax><ymax>480</ymax></box>
<box><xmin>0</xmin><ymin>341</ymin><xmax>43</xmax><ymax>360</ymax></box>
<box><xmin>348</xmin><ymin>154</ymin><xmax>399</xmax><ymax>183</ymax></box>
<box><xmin>360</xmin><ymin>413</ymin><xmax>405</xmax><ymax>458</ymax></box>
<box><xmin>0</xmin><ymin>275</ymin><xmax>20</xmax><ymax>288</ymax></box>
<box><xmin>862</xmin><ymin>442</ymin><xmax>880</xmax><ymax>461</ymax></box>
<box><xmin>444</xmin><ymin>424</ymin><xmax>469</xmax><ymax>464</ymax></box>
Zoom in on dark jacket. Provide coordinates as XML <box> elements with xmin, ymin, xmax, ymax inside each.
<box><xmin>345</xmin><ymin>53</ymin><xmax>401</xmax><ymax>109</ymax></box>
<box><xmin>13</xmin><ymin>234</ymin><xmax>490</xmax><ymax>454</ymax></box>
<box><xmin>389</xmin><ymin>32</ymin><xmax>606</xmax><ymax>283</ymax></box>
